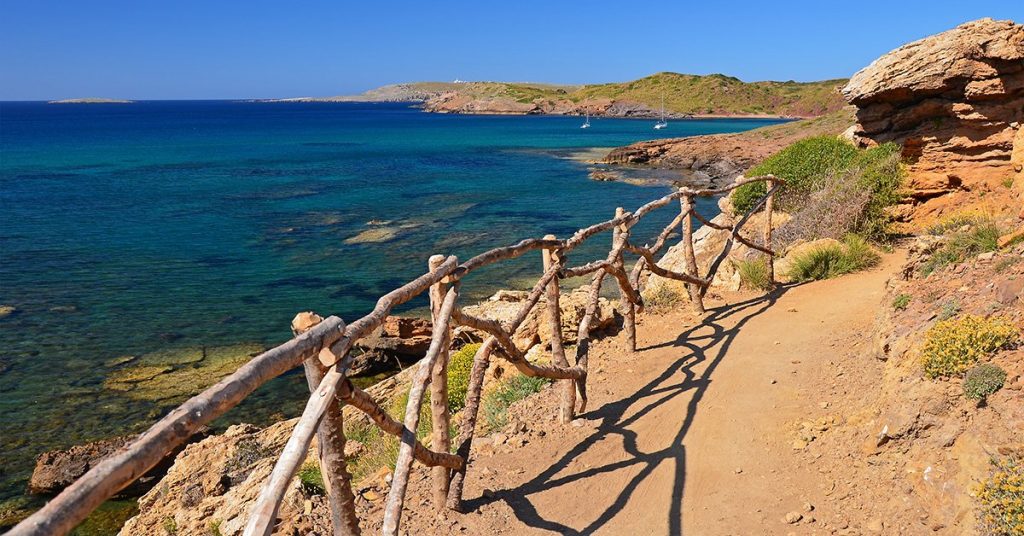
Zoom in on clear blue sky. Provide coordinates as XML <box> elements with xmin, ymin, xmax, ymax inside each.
<box><xmin>1</xmin><ymin>0</ymin><xmax>1021</xmax><ymax>100</ymax></box>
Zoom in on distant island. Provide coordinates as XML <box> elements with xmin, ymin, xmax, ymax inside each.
<box><xmin>256</xmin><ymin>72</ymin><xmax>848</xmax><ymax>119</ymax></box>
<box><xmin>48</xmin><ymin>98</ymin><xmax>134</xmax><ymax>104</ymax></box>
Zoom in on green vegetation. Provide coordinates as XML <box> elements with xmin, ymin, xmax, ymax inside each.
<box><xmin>571</xmin><ymin>72</ymin><xmax>846</xmax><ymax>117</ymax></box>
<box><xmin>297</xmin><ymin>461</ymin><xmax>326</xmax><ymax>495</ymax></box>
<box><xmin>921</xmin><ymin>217</ymin><xmax>1003</xmax><ymax>276</ymax></box>
<box><xmin>921</xmin><ymin>315</ymin><xmax>1018</xmax><ymax>379</ymax></box>
<box><xmin>937</xmin><ymin>299</ymin><xmax>962</xmax><ymax>322</ymax></box>
<box><xmin>975</xmin><ymin>456</ymin><xmax>1024</xmax><ymax>535</ymax></box>
<box><xmin>68</xmin><ymin>500</ymin><xmax>140</xmax><ymax>536</ymax></box>
<box><xmin>892</xmin><ymin>293</ymin><xmax>912</xmax><ymax>311</ymax></box>
<box><xmin>208</xmin><ymin>520</ymin><xmax>224</xmax><ymax>536</ymax></box>
<box><xmin>963</xmin><ymin>363</ymin><xmax>1007</xmax><ymax>401</ymax></box>
<box><xmin>447</xmin><ymin>343</ymin><xmax>481</xmax><ymax>413</ymax></box>
<box><xmin>161</xmin><ymin>517</ymin><xmax>177</xmax><ymax>535</ymax></box>
<box><xmin>482</xmin><ymin>374</ymin><xmax>553</xmax><ymax>433</ymax></box>
<box><xmin>733</xmin><ymin>137</ymin><xmax>904</xmax><ymax>243</ymax></box>
<box><xmin>736</xmin><ymin>257</ymin><xmax>773</xmax><ymax>291</ymax></box>
<box><xmin>785</xmin><ymin>235</ymin><xmax>881</xmax><ymax>282</ymax></box>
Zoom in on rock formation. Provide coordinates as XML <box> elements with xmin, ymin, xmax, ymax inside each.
<box><xmin>842</xmin><ymin>18</ymin><xmax>1024</xmax><ymax>222</ymax></box>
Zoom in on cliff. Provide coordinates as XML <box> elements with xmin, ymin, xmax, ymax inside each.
<box><xmin>842</xmin><ymin>18</ymin><xmax>1024</xmax><ymax>223</ymax></box>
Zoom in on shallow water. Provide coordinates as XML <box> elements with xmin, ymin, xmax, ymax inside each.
<box><xmin>0</xmin><ymin>100</ymin><xmax>784</xmax><ymax>501</ymax></box>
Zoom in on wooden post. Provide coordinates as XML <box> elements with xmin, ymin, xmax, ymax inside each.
<box><xmin>382</xmin><ymin>284</ymin><xmax>460</xmax><ymax>536</ymax></box>
<box><xmin>292</xmin><ymin>313</ymin><xmax>360</xmax><ymax>536</ymax></box>
<box><xmin>763</xmin><ymin>179</ymin><xmax>776</xmax><ymax>287</ymax></box>
<box><xmin>613</xmin><ymin>208</ymin><xmax>636</xmax><ymax>352</ymax></box>
<box><xmin>542</xmin><ymin>234</ymin><xmax>574</xmax><ymax>423</ymax></box>
<box><xmin>679</xmin><ymin>195</ymin><xmax>705</xmax><ymax>314</ymax></box>
<box><xmin>446</xmin><ymin>338</ymin><xmax>496</xmax><ymax>511</ymax></box>
<box><xmin>427</xmin><ymin>255</ymin><xmax>452</xmax><ymax>509</ymax></box>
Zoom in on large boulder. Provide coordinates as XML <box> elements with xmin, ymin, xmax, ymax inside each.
<box><xmin>842</xmin><ymin>18</ymin><xmax>1024</xmax><ymax>222</ymax></box>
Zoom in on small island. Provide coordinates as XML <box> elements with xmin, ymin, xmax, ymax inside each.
<box><xmin>47</xmin><ymin>98</ymin><xmax>134</xmax><ymax>104</ymax></box>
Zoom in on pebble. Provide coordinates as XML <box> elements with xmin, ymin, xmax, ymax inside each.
<box><xmin>734</xmin><ymin>467</ymin><xmax>743</xmax><ymax>474</ymax></box>
<box><xmin>784</xmin><ymin>511</ymin><xmax>803</xmax><ymax>524</ymax></box>
<box><xmin>769</xmin><ymin>378</ymin><xmax>778</xmax><ymax>385</ymax></box>
<box><xmin>866</xmin><ymin>518</ymin><xmax>884</xmax><ymax>532</ymax></box>
<box><xmin>803</xmin><ymin>502</ymin><xmax>814</xmax><ymax>512</ymax></box>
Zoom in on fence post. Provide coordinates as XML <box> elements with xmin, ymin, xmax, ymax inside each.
<box><xmin>542</xmin><ymin>234</ymin><xmax>574</xmax><ymax>423</ymax></box>
<box><xmin>446</xmin><ymin>338</ymin><xmax>496</xmax><ymax>511</ymax></box>
<box><xmin>763</xmin><ymin>179</ymin><xmax>776</xmax><ymax>286</ymax></box>
<box><xmin>679</xmin><ymin>195</ymin><xmax>705</xmax><ymax>314</ymax></box>
<box><xmin>427</xmin><ymin>254</ymin><xmax>452</xmax><ymax>509</ymax></box>
<box><xmin>613</xmin><ymin>208</ymin><xmax>637</xmax><ymax>352</ymax></box>
<box><xmin>293</xmin><ymin>313</ymin><xmax>361</xmax><ymax>536</ymax></box>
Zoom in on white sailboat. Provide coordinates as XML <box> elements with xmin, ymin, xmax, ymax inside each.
<box><xmin>653</xmin><ymin>95</ymin><xmax>668</xmax><ymax>130</ymax></box>
<box><xmin>580</xmin><ymin>112</ymin><xmax>591</xmax><ymax>129</ymax></box>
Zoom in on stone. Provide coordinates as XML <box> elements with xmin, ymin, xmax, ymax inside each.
<box><xmin>784</xmin><ymin>511</ymin><xmax>803</xmax><ymax>524</ymax></box>
<box><xmin>842</xmin><ymin>18</ymin><xmax>1024</xmax><ymax>223</ymax></box>
<box><xmin>0</xmin><ymin>305</ymin><xmax>17</xmax><ymax>318</ymax></box>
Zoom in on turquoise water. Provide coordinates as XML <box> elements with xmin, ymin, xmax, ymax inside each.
<box><xmin>0</xmin><ymin>100</ymin><xmax>783</xmax><ymax>501</ymax></box>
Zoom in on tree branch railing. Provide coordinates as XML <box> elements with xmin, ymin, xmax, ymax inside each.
<box><xmin>10</xmin><ymin>175</ymin><xmax>781</xmax><ymax>536</ymax></box>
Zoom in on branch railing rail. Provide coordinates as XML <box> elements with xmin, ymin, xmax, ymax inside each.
<box><xmin>11</xmin><ymin>175</ymin><xmax>781</xmax><ymax>536</ymax></box>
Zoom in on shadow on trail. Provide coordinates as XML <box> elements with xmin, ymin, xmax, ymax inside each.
<box><xmin>463</xmin><ymin>285</ymin><xmax>792</xmax><ymax>535</ymax></box>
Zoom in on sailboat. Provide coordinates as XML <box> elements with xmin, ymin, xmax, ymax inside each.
<box><xmin>653</xmin><ymin>95</ymin><xmax>668</xmax><ymax>130</ymax></box>
<box><xmin>580</xmin><ymin>112</ymin><xmax>591</xmax><ymax>129</ymax></box>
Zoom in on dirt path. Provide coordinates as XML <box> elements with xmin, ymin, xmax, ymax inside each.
<box><xmin>372</xmin><ymin>254</ymin><xmax>904</xmax><ymax>535</ymax></box>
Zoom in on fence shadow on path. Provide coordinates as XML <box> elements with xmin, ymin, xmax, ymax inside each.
<box><xmin>464</xmin><ymin>285</ymin><xmax>792</xmax><ymax>535</ymax></box>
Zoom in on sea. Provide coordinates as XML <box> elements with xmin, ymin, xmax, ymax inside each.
<box><xmin>0</xmin><ymin>100</ymin><xmax>784</xmax><ymax>511</ymax></box>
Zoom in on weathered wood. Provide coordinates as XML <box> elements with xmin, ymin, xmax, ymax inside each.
<box><xmin>572</xmin><ymin>270</ymin><xmax>605</xmax><ymax>414</ymax></box>
<box><xmin>336</xmin><ymin>379</ymin><xmax>463</xmax><ymax>470</ymax></box>
<box><xmin>294</xmin><ymin>313</ymin><xmax>360</xmax><ymax>536</ymax></box>
<box><xmin>701</xmin><ymin>180</ymin><xmax>783</xmax><ymax>297</ymax></box>
<box><xmin>542</xmin><ymin>235</ymin><xmax>574</xmax><ymax>423</ymax></box>
<box><xmin>623</xmin><ymin>242</ymin><xmax>710</xmax><ymax>288</ymax></box>
<box><xmin>245</xmin><ymin>339</ymin><xmax>352</xmax><ymax>535</ymax></box>
<box><xmin>454</xmin><ymin>238</ymin><xmax>562</xmax><ymax>279</ymax></box>
<box><xmin>613</xmin><ymin>208</ymin><xmax>637</xmax><ymax>352</ymax></box>
<box><xmin>446</xmin><ymin>338</ymin><xmax>496</xmax><ymax>511</ymax></box>
<box><xmin>559</xmin><ymin>259</ymin><xmax>612</xmax><ymax>279</ymax></box>
<box><xmin>427</xmin><ymin>255</ymin><xmax>453</xmax><ymax>509</ymax></box>
<box><xmin>629</xmin><ymin>211</ymin><xmax>685</xmax><ymax>290</ymax></box>
<box><xmin>382</xmin><ymin>284</ymin><xmax>460</xmax><ymax>536</ymax></box>
<box><xmin>763</xmin><ymin>179</ymin><xmax>776</xmax><ymax>286</ymax></box>
<box><xmin>9</xmin><ymin>316</ymin><xmax>347</xmax><ymax>536</ymax></box>
<box><xmin>451</xmin><ymin>309</ymin><xmax>584</xmax><ymax>380</ymax></box>
<box><xmin>680</xmin><ymin>195</ymin><xmax>705</xmax><ymax>315</ymax></box>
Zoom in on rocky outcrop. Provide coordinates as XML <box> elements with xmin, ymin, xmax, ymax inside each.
<box><xmin>29</xmin><ymin>430</ymin><xmax>208</xmax><ymax>497</ymax></box>
<box><xmin>351</xmin><ymin>316</ymin><xmax>433</xmax><ymax>375</ymax></box>
<box><xmin>842</xmin><ymin>18</ymin><xmax>1024</xmax><ymax>221</ymax></box>
<box><xmin>602</xmin><ymin>108</ymin><xmax>856</xmax><ymax>188</ymax></box>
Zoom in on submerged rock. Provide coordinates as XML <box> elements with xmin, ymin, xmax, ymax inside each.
<box><xmin>104</xmin><ymin>343</ymin><xmax>266</xmax><ymax>402</ymax></box>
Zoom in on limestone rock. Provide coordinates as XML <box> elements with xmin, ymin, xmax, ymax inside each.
<box><xmin>842</xmin><ymin>18</ymin><xmax>1024</xmax><ymax>221</ymax></box>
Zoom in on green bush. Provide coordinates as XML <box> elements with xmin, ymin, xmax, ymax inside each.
<box><xmin>921</xmin><ymin>218</ymin><xmax>1003</xmax><ymax>276</ymax></box>
<box><xmin>733</xmin><ymin>136</ymin><xmax>860</xmax><ymax>213</ymax></box>
<box><xmin>482</xmin><ymin>374</ymin><xmax>552</xmax><ymax>433</ymax></box>
<box><xmin>785</xmin><ymin>235</ymin><xmax>881</xmax><ymax>282</ymax></box>
<box><xmin>921</xmin><ymin>315</ymin><xmax>1018</xmax><ymax>379</ymax></box>
<box><xmin>736</xmin><ymin>257</ymin><xmax>772</xmax><ymax>290</ymax></box>
<box><xmin>892</xmin><ymin>293</ymin><xmax>912</xmax><ymax>311</ymax></box>
<box><xmin>297</xmin><ymin>462</ymin><xmax>326</xmax><ymax>495</ymax></box>
<box><xmin>963</xmin><ymin>363</ymin><xmax>1007</xmax><ymax>400</ymax></box>
<box><xmin>975</xmin><ymin>456</ymin><xmax>1024</xmax><ymax>535</ymax></box>
<box><xmin>447</xmin><ymin>343</ymin><xmax>481</xmax><ymax>413</ymax></box>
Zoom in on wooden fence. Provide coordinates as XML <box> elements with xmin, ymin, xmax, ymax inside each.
<box><xmin>10</xmin><ymin>175</ymin><xmax>781</xmax><ymax>536</ymax></box>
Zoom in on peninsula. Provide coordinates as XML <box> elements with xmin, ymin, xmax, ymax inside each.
<box><xmin>260</xmin><ymin>72</ymin><xmax>848</xmax><ymax>119</ymax></box>
<box><xmin>47</xmin><ymin>98</ymin><xmax>134</xmax><ymax>104</ymax></box>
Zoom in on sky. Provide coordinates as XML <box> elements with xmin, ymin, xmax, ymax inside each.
<box><xmin>1</xmin><ymin>0</ymin><xmax>1022</xmax><ymax>100</ymax></box>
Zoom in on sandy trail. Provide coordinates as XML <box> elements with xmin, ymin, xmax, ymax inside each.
<box><xmin>377</xmin><ymin>254</ymin><xmax>900</xmax><ymax>535</ymax></box>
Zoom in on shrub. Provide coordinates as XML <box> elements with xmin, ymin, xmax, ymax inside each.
<box><xmin>892</xmin><ymin>293</ymin><xmax>912</xmax><ymax>311</ymax></box>
<box><xmin>937</xmin><ymin>299</ymin><xmax>961</xmax><ymax>321</ymax></box>
<box><xmin>785</xmin><ymin>235</ymin><xmax>881</xmax><ymax>282</ymax></box>
<box><xmin>297</xmin><ymin>462</ymin><xmax>326</xmax><ymax>495</ymax></box>
<box><xmin>641</xmin><ymin>283</ymin><xmax>686</xmax><ymax>311</ymax></box>
<box><xmin>963</xmin><ymin>363</ymin><xmax>1007</xmax><ymax>401</ymax></box>
<box><xmin>921</xmin><ymin>315</ymin><xmax>1018</xmax><ymax>379</ymax></box>
<box><xmin>736</xmin><ymin>257</ymin><xmax>772</xmax><ymax>290</ymax></box>
<box><xmin>447</xmin><ymin>343</ymin><xmax>481</xmax><ymax>413</ymax></box>
<box><xmin>975</xmin><ymin>456</ymin><xmax>1024</xmax><ymax>535</ymax></box>
<box><xmin>921</xmin><ymin>218</ymin><xmax>1003</xmax><ymax>276</ymax></box>
<box><xmin>481</xmin><ymin>374</ymin><xmax>552</xmax><ymax>433</ymax></box>
<box><xmin>733</xmin><ymin>136</ymin><xmax>860</xmax><ymax>213</ymax></box>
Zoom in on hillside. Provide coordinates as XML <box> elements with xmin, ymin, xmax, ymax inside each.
<box><xmin>269</xmin><ymin>72</ymin><xmax>848</xmax><ymax>118</ymax></box>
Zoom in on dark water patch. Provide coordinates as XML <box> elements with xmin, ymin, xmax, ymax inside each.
<box><xmin>194</xmin><ymin>255</ymin><xmax>249</xmax><ymax>268</ymax></box>
<box><xmin>225</xmin><ymin>182</ymin><xmax>333</xmax><ymax>201</ymax></box>
<box><xmin>7</xmin><ymin>172</ymin><xmax>82</xmax><ymax>182</ymax></box>
<box><xmin>302</xmin><ymin>141</ymin><xmax>364</xmax><ymax>147</ymax></box>
<box><xmin>265</xmin><ymin>274</ymin><xmax>344</xmax><ymax>290</ymax></box>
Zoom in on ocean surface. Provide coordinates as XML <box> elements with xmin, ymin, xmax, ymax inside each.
<box><xmin>0</xmin><ymin>100</ymin><xmax>784</xmax><ymax>503</ymax></box>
